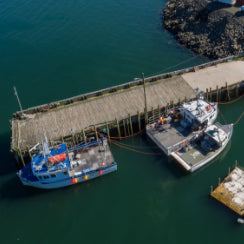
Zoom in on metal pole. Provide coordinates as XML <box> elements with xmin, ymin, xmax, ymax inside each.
<box><xmin>14</xmin><ymin>86</ymin><xmax>24</xmax><ymax>116</ymax></box>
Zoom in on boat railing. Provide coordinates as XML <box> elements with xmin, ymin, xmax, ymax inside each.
<box><xmin>215</xmin><ymin>122</ymin><xmax>223</xmax><ymax>129</ymax></box>
<box><xmin>69</xmin><ymin>138</ymin><xmax>103</xmax><ymax>152</ymax></box>
<box><xmin>215</xmin><ymin>122</ymin><xmax>233</xmax><ymax>133</ymax></box>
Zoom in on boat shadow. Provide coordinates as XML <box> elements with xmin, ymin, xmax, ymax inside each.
<box><xmin>0</xmin><ymin>132</ymin><xmax>17</xmax><ymax>177</ymax></box>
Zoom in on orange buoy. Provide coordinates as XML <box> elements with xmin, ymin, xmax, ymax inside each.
<box><xmin>48</xmin><ymin>153</ymin><xmax>66</xmax><ymax>164</ymax></box>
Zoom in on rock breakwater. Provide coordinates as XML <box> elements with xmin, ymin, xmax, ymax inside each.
<box><xmin>163</xmin><ymin>0</ymin><xmax>244</xmax><ymax>58</ymax></box>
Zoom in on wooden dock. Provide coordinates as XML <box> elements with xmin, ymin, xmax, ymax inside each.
<box><xmin>211</xmin><ymin>166</ymin><xmax>244</xmax><ymax>216</ymax></box>
<box><xmin>11</xmin><ymin>76</ymin><xmax>195</xmax><ymax>151</ymax></box>
<box><xmin>10</xmin><ymin>54</ymin><xmax>244</xmax><ymax>167</ymax></box>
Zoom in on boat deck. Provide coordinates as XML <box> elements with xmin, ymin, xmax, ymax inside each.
<box><xmin>146</xmin><ymin>122</ymin><xmax>195</xmax><ymax>155</ymax></box>
<box><xmin>175</xmin><ymin>146</ymin><xmax>217</xmax><ymax>170</ymax></box>
<box><xmin>68</xmin><ymin>140</ymin><xmax>115</xmax><ymax>174</ymax></box>
<box><xmin>211</xmin><ymin>167</ymin><xmax>244</xmax><ymax>216</ymax></box>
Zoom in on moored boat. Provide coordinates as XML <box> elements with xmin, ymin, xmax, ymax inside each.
<box><xmin>170</xmin><ymin>122</ymin><xmax>233</xmax><ymax>172</ymax></box>
<box><xmin>17</xmin><ymin>137</ymin><xmax>117</xmax><ymax>189</ymax></box>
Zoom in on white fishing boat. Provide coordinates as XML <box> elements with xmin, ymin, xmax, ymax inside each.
<box><xmin>170</xmin><ymin>123</ymin><xmax>233</xmax><ymax>172</ymax></box>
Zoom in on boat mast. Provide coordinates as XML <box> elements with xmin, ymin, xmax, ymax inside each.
<box><xmin>13</xmin><ymin>86</ymin><xmax>24</xmax><ymax>117</ymax></box>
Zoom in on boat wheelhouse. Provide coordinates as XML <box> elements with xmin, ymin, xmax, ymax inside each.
<box><xmin>179</xmin><ymin>98</ymin><xmax>218</xmax><ymax>127</ymax></box>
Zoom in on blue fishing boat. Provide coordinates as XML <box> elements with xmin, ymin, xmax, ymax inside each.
<box><xmin>17</xmin><ymin>137</ymin><xmax>117</xmax><ymax>189</ymax></box>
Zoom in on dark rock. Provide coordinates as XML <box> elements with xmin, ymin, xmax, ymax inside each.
<box><xmin>163</xmin><ymin>0</ymin><xmax>244</xmax><ymax>58</ymax></box>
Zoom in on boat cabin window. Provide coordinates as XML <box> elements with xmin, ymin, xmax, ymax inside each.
<box><xmin>43</xmin><ymin>175</ymin><xmax>49</xmax><ymax>179</ymax></box>
<box><xmin>63</xmin><ymin>171</ymin><xmax>68</xmax><ymax>175</ymax></box>
<box><xmin>38</xmin><ymin>176</ymin><xmax>42</xmax><ymax>180</ymax></box>
<box><xmin>51</xmin><ymin>174</ymin><xmax>56</xmax><ymax>178</ymax></box>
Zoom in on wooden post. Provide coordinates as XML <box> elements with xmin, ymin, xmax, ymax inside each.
<box><xmin>216</xmin><ymin>86</ymin><xmax>219</xmax><ymax>103</ymax></box>
<box><xmin>218</xmin><ymin>177</ymin><xmax>221</xmax><ymax>185</ymax></box>
<box><xmin>27</xmin><ymin>146</ymin><xmax>32</xmax><ymax>161</ymax></box>
<box><xmin>235</xmin><ymin>84</ymin><xmax>239</xmax><ymax>98</ymax></box>
<box><xmin>106</xmin><ymin>122</ymin><xmax>111</xmax><ymax>143</ymax></box>
<box><xmin>79</xmin><ymin>132</ymin><xmax>83</xmax><ymax>142</ymax></box>
<box><xmin>72</xmin><ymin>134</ymin><xmax>76</xmax><ymax>146</ymax></box>
<box><xmin>220</xmin><ymin>86</ymin><xmax>222</xmax><ymax>102</ymax></box>
<box><xmin>49</xmin><ymin>138</ymin><xmax>53</xmax><ymax>147</ymax></box>
<box><xmin>129</xmin><ymin>113</ymin><xmax>133</xmax><ymax>135</ymax></box>
<box><xmin>94</xmin><ymin>125</ymin><xmax>98</xmax><ymax>141</ymax></box>
<box><xmin>123</xmin><ymin>119</ymin><xmax>127</xmax><ymax>137</ymax></box>
<box><xmin>18</xmin><ymin>148</ymin><xmax>25</xmax><ymax>167</ymax></box>
<box><xmin>82</xmin><ymin>129</ymin><xmax>86</xmax><ymax>143</ymax></box>
<box><xmin>142</xmin><ymin>73</ymin><xmax>148</xmax><ymax>124</ymax></box>
<box><xmin>116</xmin><ymin>118</ymin><xmax>121</xmax><ymax>139</ymax></box>
<box><xmin>226</xmin><ymin>82</ymin><xmax>230</xmax><ymax>101</ymax></box>
<box><xmin>137</xmin><ymin>111</ymin><xmax>141</xmax><ymax>131</ymax></box>
<box><xmin>151</xmin><ymin>107</ymin><xmax>154</xmax><ymax>121</ymax></box>
<box><xmin>210</xmin><ymin>88</ymin><xmax>212</xmax><ymax>101</ymax></box>
<box><xmin>157</xmin><ymin>104</ymin><xmax>160</xmax><ymax>116</ymax></box>
<box><xmin>126</xmin><ymin>119</ymin><xmax>131</xmax><ymax>136</ymax></box>
<box><xmin>206</xmin><ymin>88</ymin><xmax>208</xmax><ymax>101</ymax></box>
<box><xmin>178</xmin><ymin>98</ymin><xmax>181</xmax><ymax>106</ymax></box>
<box><xmin>210</xmin><ymin>185</ymin><xmax>213</xmax><ymax>194</ymax></box>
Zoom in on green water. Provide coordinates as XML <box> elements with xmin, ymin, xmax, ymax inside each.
<box><xmin>0</xmin><ymin>0</ymin><xmax>244</xmax><ymax>243</ymax></box>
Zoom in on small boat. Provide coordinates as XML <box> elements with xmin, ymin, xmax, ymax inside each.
<box><xmin>17</xmin><ymin>137</ymin><xmax>117</xmax><ymax>189</ymax></box>
<box><xmin>170</xmin><ymin>123</ymin><xmax>233</xmax><ymax>172</ymax></box>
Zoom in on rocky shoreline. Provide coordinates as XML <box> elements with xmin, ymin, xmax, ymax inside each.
<box><xmin>163</xmin><ymin>0</ymin><xmax>244</xmax><ymax>59</ymax></box>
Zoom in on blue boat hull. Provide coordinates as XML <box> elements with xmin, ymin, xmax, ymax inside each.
<box><xmin>18</xmin><ymin>163</ymin><xmax>117</xmax><ymax>189</ymax></box>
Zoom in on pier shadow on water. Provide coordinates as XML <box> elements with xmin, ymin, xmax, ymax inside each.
<box><xmin>0</xmin><ymin>132</ymin><xmax>16</xmax><ymax>176</ymax></box>
<box><xmin>0</xmin><ymin>131</ymin><xmax>51</xmax><ymax>200</ymax></box>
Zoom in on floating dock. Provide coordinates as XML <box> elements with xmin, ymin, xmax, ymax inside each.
<box><xmin>211</xmin><ymin>166</ymin><xmax>244</xmax><ymax>216</ymax></box>
<box><xmin>10</xmin><ymin>54</ymin><xmax>244</xmax><ymax>167</ymax></box>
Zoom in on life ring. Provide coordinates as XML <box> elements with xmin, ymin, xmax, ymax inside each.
<box><xmin>206</xmin><ymin>105</ymin><xmax>211</xmax><ymax>112</ymax></box>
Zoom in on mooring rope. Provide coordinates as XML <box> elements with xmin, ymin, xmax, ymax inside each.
<box><xmin>91</xmin><ymin>127</ymin><xmax>145</xmax><ymax>140</ymax></box>
<box><xmin>218</xmin><ymin>108</ymin><xmax>244</xmax><ymax>126</ymax></box>
<box><xmin>218</xmin><ymin>94</ymin><xmax>244</xmax><ymax>105</ymax></box>
<box><xmin>218</xmin><ymin>108</ymin><xmax>228</xmax><ymax>124</ymax></box>
<box><xmin>111</xmin><ymin>140</ymin><xmax>159</xmax><ymax>149</ymax></box>
<box><xmin>111</xmin><ymin>140</ymin><xmax>163</xmax><ymax>156</ymax></box>
<box><xmin>233</xmin><ymin>111</ymin><xmax>244</xmax><ymax>126</ymax></box>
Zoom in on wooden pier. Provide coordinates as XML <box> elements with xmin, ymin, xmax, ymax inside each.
<box><xmin>11</xmin><ymin>54</ymin><xmax>244</xmax><ymax>167</ymax></box>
